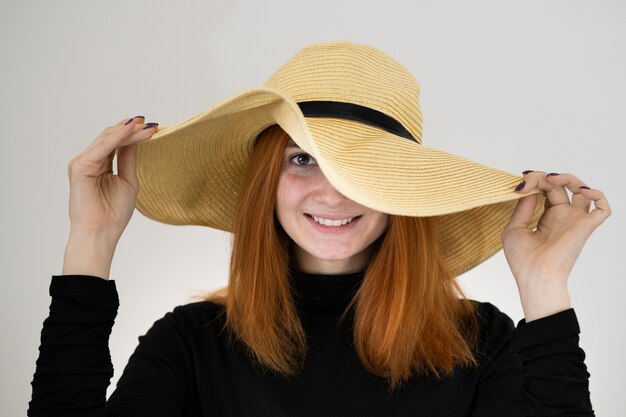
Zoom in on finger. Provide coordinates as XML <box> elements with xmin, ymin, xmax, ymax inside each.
<box><xmin>578</xmin><ymin>187</ymin><xmax>612</xmax><ymax>226</ymax></box>
<box><xmin>545</xmin><ymin>173</ymin><xmax>599</xmax><ymax>215</ymax></box>
<box><xmin>77</xmin><ymin>120</ymin><xmax>158</xmax><ymax>170</ymax></box>
<box><xmin>80</xmin><ymin>116</ymin><xmax>146</xmax><ymax>159</ymax></box>
<box><xmin>517</xmin><ymin>171</ymin><xmax>570</xmax><ymax>206</ymax></box>
<box><xmin>571</xmin><ymin>191</ymin><xmax>592</xmax><ymax>212</ymax></box>
<box><xmin>544</xmin><ymin>172</ymin><xmax>591</xmax><ymax>195</ymax></box>
<box><xmin>503</xmin><ymin>193</ymin><xmax>538</xmax><ymax>236</ymax></box>
<box><xmin>117</xmin><ymin>144</ymin><xmax>138</xmax><ymax>189</ymax></box>
<box><xmin>543</xmin><ymin>193</ymin><xmax>553</xmax><ymax>211</ymax></box>
<box><xmin>117</xmin><ymin>115</ymin><xmax>145</xmax><ymax>126</ymax></box>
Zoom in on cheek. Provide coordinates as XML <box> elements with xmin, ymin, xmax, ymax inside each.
<box><xmin>275</xmin><ymin>174</ymin><xmax>300</xmax><ymax>223</ymax></box>
<box><xmin>371</xmin><ymin>213</ymin><xmax>390</xmax><ymax>239</ymax></box>
<box><xmin>275</xmin><ymin>177</ymin><xmax>288</xmax><ymax>221</ymax></box>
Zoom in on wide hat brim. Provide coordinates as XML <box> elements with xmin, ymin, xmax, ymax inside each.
<box><xmin>136</xmin><ymin>86</ymin><xmax>546</xmax><ymax>277</ymax></box>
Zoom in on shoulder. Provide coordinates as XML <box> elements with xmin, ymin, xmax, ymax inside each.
<box><xmin>133</xmin><ymin>300</ymin><xmax>232</xmax><ymax>358</ymax></box>
<box><xmin>167</xmin><ymin>300</ymin><xmax>227</xmax><ymax>329</ymax></box>
<box><xmin>141</xmin><ymin>300</ymin><xmax>228</xmax><ymax>341</ymax></box>
<box><xmin>471</xmin><ymin>300</ymin><xmax>515</xmax><ymax>332</ymax></box>
<box><xmin>469</xmin><ymin>300</ymin><xmax>516</xmax><ymax>358</ymax></box>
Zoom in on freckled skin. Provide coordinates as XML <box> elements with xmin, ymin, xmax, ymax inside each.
<box><xmin>275</xmin><ymin>143</ymin><xmax>390</xmax><ymax>274</ymax></box>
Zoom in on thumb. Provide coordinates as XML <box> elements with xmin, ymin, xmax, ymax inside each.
<box><xmin>116</xmin><ymin>144</ymin><xmax>139</xmax><ymax>190</ymax></box>
<box><xmin>503</xmin><ymin>193</ymin><xmax>538</xmax><ymax>236</ymax></box>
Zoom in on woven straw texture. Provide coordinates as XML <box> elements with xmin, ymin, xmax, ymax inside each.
<box><xmin>136</xmin><ymin>41</ymin><xmax>546</xmax><ymax>277</ymax></box>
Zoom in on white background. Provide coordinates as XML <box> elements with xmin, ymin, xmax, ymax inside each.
<box><xmin>2</xmin><ymin>1</ymin><xmax>624</xmax><ymax>416</ymax></box>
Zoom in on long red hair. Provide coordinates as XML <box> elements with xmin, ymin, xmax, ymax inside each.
<box><xmin>200</xmin><ymin>125</ymin><xmax>479</xmax><ymax>391</ymax></box>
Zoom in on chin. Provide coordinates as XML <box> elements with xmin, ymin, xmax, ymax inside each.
<box><xmin>305</xmin><ymin>245</ymin><xmax>358</xmax><ymax>261</ymax></box>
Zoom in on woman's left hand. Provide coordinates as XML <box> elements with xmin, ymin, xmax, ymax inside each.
<box><xmin>501</xmin><ymin>171</ymin><xmax>611</xmax><ymax>321</ymax></box>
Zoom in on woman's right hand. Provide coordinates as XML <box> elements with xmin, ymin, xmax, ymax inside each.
<box><xmin>61</xmin><ymin>116</ymin><xmax>158</xmax><ymax>279</ymax></box>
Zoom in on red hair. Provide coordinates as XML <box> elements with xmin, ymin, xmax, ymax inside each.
<box><xmin>199</xmin><ymin>125</ymin><xmax>479</xmax><ymax>391</ymax></box>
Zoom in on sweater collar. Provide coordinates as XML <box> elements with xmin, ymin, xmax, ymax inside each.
<box><xmin>290</xmin><ymin>269</ymin><xmax>365</xmax><ymax>313</ymax></box>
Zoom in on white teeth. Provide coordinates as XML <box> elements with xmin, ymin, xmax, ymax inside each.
<box><xmin>312</xmin><ymin>215</ymin><xmax>354</xmax><ymax>226</ymax></box>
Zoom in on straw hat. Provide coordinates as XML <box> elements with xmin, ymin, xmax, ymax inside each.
<box><xmin>135</xmin><ymin>41</ymin><xmax>546</xmax><ymax>277</ymax></box>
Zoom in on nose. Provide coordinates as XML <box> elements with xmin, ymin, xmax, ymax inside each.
<box><xmin>313</xmin><ymin>174</ymin><xmax>349</xmax><ymax>206</ymax></box>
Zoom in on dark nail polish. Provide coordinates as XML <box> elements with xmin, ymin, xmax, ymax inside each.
<box><xmin>522</xmin><ymin>170</ymin><xmax>534</xmax><ymax>175</ymax></box>
<box><xmin>134</xmin><ymin>115</ymin><xmax>145</xmax><ymax>119</ymax></box>
<box><xmin>547</xmin><ymin>172</ymin><xmax>560</xmax><ymax>177</ymax></box>
<box><xmin>124</xmin><ymin>118</ymin><xmax>134</xmax><ymax>125</ymax></box>
<box><xmin>580</xmin><ymin>186</ymin><xmax>591</xmax><ymax>190</ymax></box>
<box><xmin>514</xmin><ymin>181</ymin><xmax>526</xmax><ymax>192</ymax></box>
<box><xmin>142</xmin><ymin>122</ymin><xmax>159</xmax><ymax>130</ymax></box>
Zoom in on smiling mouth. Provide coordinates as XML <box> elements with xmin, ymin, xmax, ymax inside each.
<box><xmin>306</xmin><ymin>214</ymin><xmax>362</xmax><ymax>227</ymax></box>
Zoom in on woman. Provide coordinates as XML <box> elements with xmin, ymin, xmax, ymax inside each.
<box><xmin>29</xmin><ymin>42</ymin><xmax>609</xmax><ymax>416</ymax></box>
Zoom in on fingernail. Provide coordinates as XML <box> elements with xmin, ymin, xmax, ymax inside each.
<box><xmin>580</xmin><ymin>186</ymin><xmax>591</xmax><ymax>190</ymax></box>
<box><xmin>142</xmin><ymin>122</ymin><xmax>159</xmax><ymax>130</ymax></box>
<box><xmin>125</xmin><ymin>116</ymin><xmax>145</xmax><ymax>125</ymax></box>
<box><xmin>522</xmin><ymin>170</ymin><xmax>534</xmax><ymax>175</ymax></box>
<box><xmin>514</xmin><ymin>180</ymin><xmax>526</xmax><ymax>192</ymax></box>
<box><xmin>547</xmin><ymin>172</ymin><xmax>560</xmax><ymax>177</ymax></box>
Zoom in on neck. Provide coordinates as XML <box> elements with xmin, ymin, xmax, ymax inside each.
<box><xmin>293</xmin><ymin>247</ymin><xmax>371</xmax><ymax>274</ymax></box>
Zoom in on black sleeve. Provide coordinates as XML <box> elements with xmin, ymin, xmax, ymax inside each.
<box><xmin>28</xmin><ymin>276</ymin><xmax>191</xmax><ymax>417</ymax></box>
<box><xmin>28</xmin><ymin>275</ymin><xmax>119</xmax><ymax>417</ymax></box>
<box><xmin>512</xmin><ymin>309</ymin><xmax>594</xmax><ymax>416</ymax></box>
<box><xmin>471</xmin><ymin>308</ymin><xmax>594</xmax><ymax>416</ymax></box>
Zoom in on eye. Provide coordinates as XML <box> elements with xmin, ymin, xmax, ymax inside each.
<box><xmin>289</xmin><ymin>152</ymin><xmax>318</xmax><ymax>167</ymax></box>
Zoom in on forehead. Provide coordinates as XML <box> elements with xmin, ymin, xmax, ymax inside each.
<box><xmin>285</xmin><ymin>139</ymin><xmax>301</xmax><ymax>149</ymax></box>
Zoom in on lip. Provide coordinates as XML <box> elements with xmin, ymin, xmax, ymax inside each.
<box><xmin>306</xmin><ymin>213</ymin><xmax>361</xmax><ymax>221</ymax></box>
<box><xmin>304</xmin><ymin>213</ymin><xmax>361</xmax><ymax>234</ymax></box>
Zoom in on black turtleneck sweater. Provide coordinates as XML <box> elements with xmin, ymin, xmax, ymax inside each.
<box><xmin>29</xmin><ymin>272</ymin><xmax>594</xmax><ymax>416</ymax></box>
